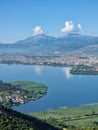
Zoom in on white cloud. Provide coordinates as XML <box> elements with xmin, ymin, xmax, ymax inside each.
<box><xmin>61</xmin><ymin>21</ymin><xmax>83</xmax><ymax>33</ymax></box>
<box><xmin>61</xmin><ymin>21</ymin><xmax>74</xmax><ymax>33</ymax></box>
<box><xmin>33</xmin><ymin>26</ymin><xmax>44</xmax><ymax>36</ymax></box>
<box><xmin>77</xmin><ymin>24</ymin><xmax>82</xmax><ymax>32</ymax></box>
<box><xmin>34</xmin><ymin>65</ymin><xmax>44</xmax><ymax>75</ymax></box>
<box><xmin>62</xmin><ymin>67</ymin><xmax>73</xmax><ymax>79</ymax></box>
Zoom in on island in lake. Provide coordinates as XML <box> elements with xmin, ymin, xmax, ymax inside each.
<box><xmin>0</xmin><ymin>80</ymin><xmax>47</xmax><ymax>108</ymax></box>
<box><xmin>70</xmin><ymin>65</ymin><xmax>98</xmax><ymax>75</ymax></box>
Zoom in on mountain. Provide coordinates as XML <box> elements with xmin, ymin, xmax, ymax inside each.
<box><xmin>0</xmin><ymin>105</ymin><xmax>61</xmax><ymax>130</ymax></box>
<box><xmin>76</xmin><ymin>44</ymin><xmax>98</xmax><ymax>55</ymax></box>
<box><xmin>0</xmin><ymin>33</ymin><xmax>98</xmax><ymax>56</ymax></box>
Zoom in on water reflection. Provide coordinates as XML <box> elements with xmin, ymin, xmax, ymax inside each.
<box><xmin>34</xmin><ymin>65</ymin><xmax>44</xmax><ymax>75</ymax></box>
<box><xmin>62</xmin><ymin>67</ymin><xmax>73</xmax><ymax>79</ymax></box>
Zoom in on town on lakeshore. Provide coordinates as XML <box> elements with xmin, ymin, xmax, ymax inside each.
<box><xmin>0</xmin><ymin>55</ymin><xmax>98</xmax><ymax>74</ymax></box>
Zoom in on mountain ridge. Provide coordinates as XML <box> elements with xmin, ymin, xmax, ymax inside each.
<box><xmin>0</xmin><ymin>33</ymin><xmax>98</xmax><ymax>56</ymax></box>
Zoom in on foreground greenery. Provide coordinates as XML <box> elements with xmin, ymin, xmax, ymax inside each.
<box><xmin>0</xmin><ymin>105</ymin><xmax>60</xmax><ymax>130</ymax></box>
<box><xmin>1</xmin><ymin>80</ymin><xmax>98</xmax><ymax>129</ymax></box>
<box><xmin>0</xmin><ymin>80</ymin><xmax>47</xmax><ymax>108</ymax></box>
<box><xmin>2</xmin><ymin>104</ymin><xmax>98</xmax><ymax>130</ymax></box>
<box><xmin>30</xmin><ymin>105</ymin><xmax>98</xmax><ymax>130</ymax></box>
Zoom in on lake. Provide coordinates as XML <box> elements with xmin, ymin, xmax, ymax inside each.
<box><xmin>0</xmin><ymin>64</ymin><xmax>98</xmax><ymax>114</ymax></box>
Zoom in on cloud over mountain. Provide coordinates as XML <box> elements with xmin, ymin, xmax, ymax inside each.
<box><xmin>61</xmin><ymin>21</ymin><xmax>74</xmax><ymax>33</ymax></box>
<box><xmin>33</xmin><ymin>26</ymin><xmax>44</xmax><ymax>36</ymax></box>
<box><xmin>61</xmin><ymin>21</ymin><xmax>83</xmax><ymax>33</ymax></box>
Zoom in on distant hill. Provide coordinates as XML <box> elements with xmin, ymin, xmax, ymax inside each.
<box><xmin>0</xmin><ymin>105</ymin><xmax>60</xmax><ymax>130</ymax></box>
<box><xmin>0</xmin><ymin>33</ymin><xmax>98</xmax><ymax>56</ymax></box>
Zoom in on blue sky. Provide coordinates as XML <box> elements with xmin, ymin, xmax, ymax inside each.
<box><xmin>0</xmin><ymin>0</ymin><xmax>98</xmax><ymax>43</ymax></box>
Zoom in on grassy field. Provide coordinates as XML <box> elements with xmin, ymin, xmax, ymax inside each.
<box><xmin>10</xmin><ymin>81</ymin><xmax>47</xmax><ymax>95</ymax></box>
<box><xmin>30</xmin><ymin>105</ymin><xmax>98</xmax><ymax>129</ymax></box>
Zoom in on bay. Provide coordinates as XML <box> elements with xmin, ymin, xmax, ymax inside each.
<box><xmin>0</xmin><ymin>64</ymin><xmax>98</xmax><ymax>113</ymax></box>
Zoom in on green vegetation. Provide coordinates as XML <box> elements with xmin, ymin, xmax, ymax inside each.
<box><xmin>0</xmin><ymin>81</ymin><xmax>47</xmax><ymax>108</ymax></box>
<box><xmin>70</xmin><ymin>65</ymin><xmax>98</xmax><ymax>75</ymax></box>
<box><xmin>10</xmin><ymin>81</ymin><xmax>47</xmax><ymax>99</ymax></box>
<box><xmin>30</xmin><ymin>105</ymin><xmax>98</xmax><ymax>130</ymax></box>
<box><xmin>0</xmin><ymin>105</ymin><xmax>60</xmax><ymax>130</ymax></box>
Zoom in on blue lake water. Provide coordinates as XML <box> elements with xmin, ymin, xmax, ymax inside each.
<box><xmin>0</xmin><ymin>64</ymin><xmax>98</xmax><ymax>114</ymax></box>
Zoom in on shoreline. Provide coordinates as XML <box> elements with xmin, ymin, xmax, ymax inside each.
<box><xmin>0</xmin><ymin>62</ymin><xmax>98</xmax><ymax>75</ymax></box>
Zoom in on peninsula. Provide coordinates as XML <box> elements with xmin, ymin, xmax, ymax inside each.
<box><xmin>0</xmin><ymin>80</ymin><xmax>47</xmax><ymax>108</ymax></box>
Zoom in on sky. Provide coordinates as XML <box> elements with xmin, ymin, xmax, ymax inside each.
<box><xmin>0</xmin><ymin>0</ymin><xmax>98</xmax><ymax>43</ymax></box>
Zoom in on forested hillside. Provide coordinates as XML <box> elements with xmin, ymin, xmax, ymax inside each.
<box><xmin>0</xmin><ymin>105</ymin><xmax>60</xmax><ymax>130</ymax></box>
